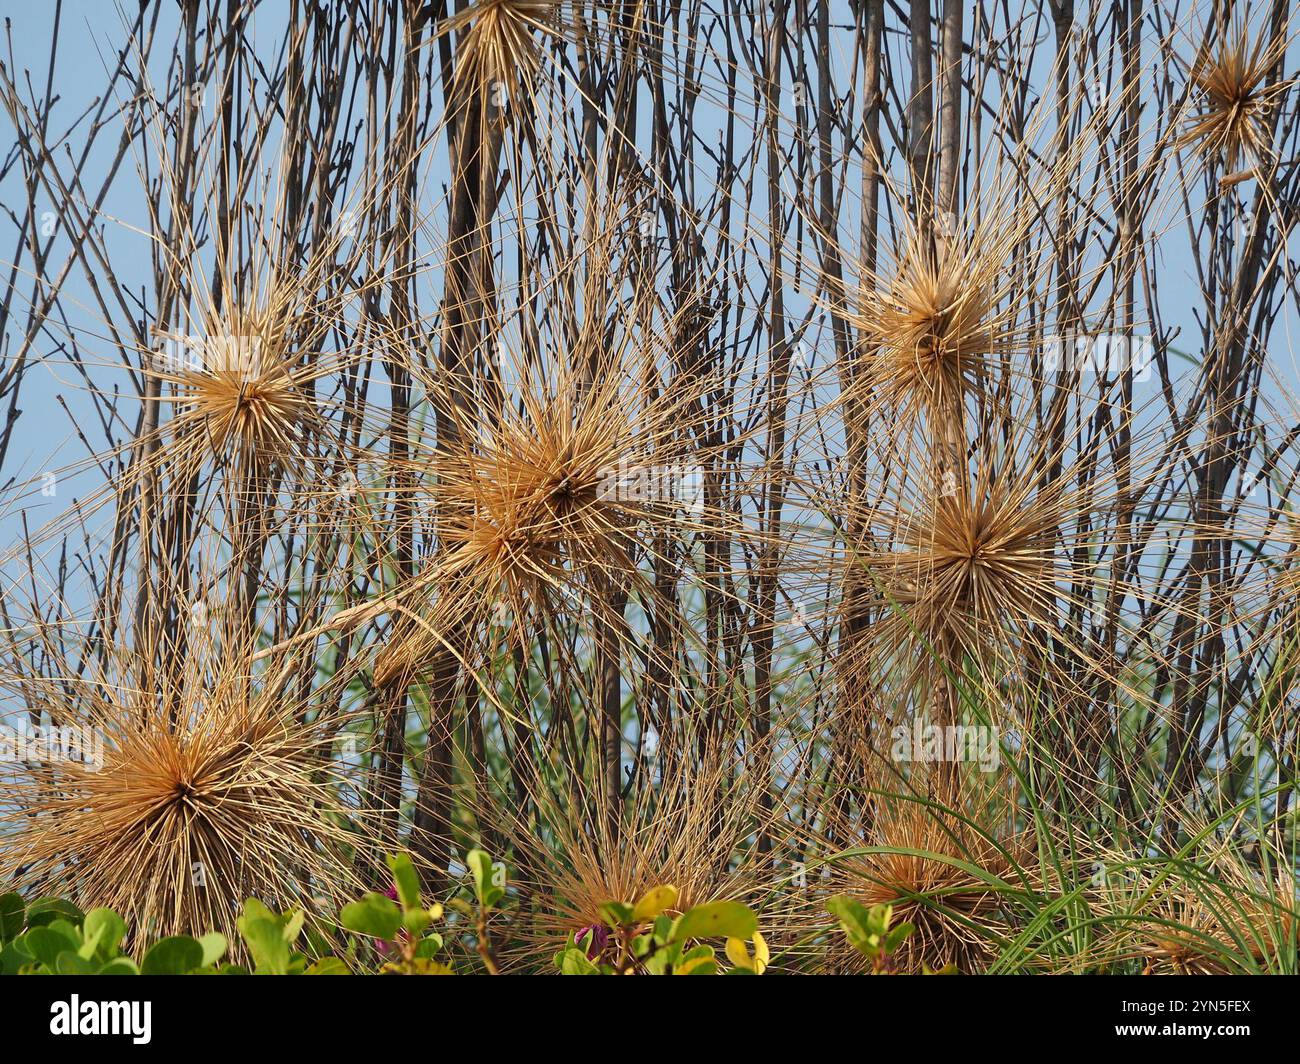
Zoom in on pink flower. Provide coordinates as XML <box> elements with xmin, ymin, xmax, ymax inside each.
<box><xmin>377</xmin><ymin>883</ymin><xmax>406</xmax><ymax>957</ymax></box>
<box><xmin>573</xmin><ymin>923</ymin><xmax>610</xmax><ymax>960</ymax></box>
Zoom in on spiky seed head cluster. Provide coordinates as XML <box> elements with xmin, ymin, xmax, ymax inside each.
<box><xmin>442</xmin><ymin>1</ymin><xmax>563</xmax><ymax>110</ymax></box>
<box><xmin>490</xmin><ymin>736</ymin><xmax>779</xmax><ymax>971</ymax></box>
<box><xmin>372</xmin><ymin>352</ymin><xmax>713</xmax><ymax>686</ymax></box>
<box><xmin>160</xmin><ymin>301</ymin><xmax>317</xmax><ymax>470</ymax></box>
<box><xmin>425</xmin><ymin>349</ymin><xmax>713</xmax><ymax>621</ymax></box>
<box><xmin>438</xmin><ymin>387</ymin><xmax>636</xmax><ymax>615</ymax></box>
<box><xmin>1180</xmin><ymin>22</ymin><xmax>1291</xmax><ymax>172</ymax></box>
<box><xmin>510</xmin><ymin>809</ymin><xmax>768</xmax><ymax>971</ymax></box>
<box><xmin>856</xmin><ymin>471</ymin><xmax>1060</xmax><ymax>676</ymax></box>
<box><xmin>853</xmin><ymin>233</ymin><xmax>1005</xmax><ymax>428</ymax></box>
<box><xmin>1114</xmin><ymin>856</ymin><xmax>1298</xmax><ymax>975</ymax></box>
<box><xmin>0</xmin><ymin>667</ymin><xmax>367</xmax><ymax>945</ymax></box>
<box><xmin>834</xmin><ymin>799</ymin><xmax>1021</xmax><ymax>973</ymax></box>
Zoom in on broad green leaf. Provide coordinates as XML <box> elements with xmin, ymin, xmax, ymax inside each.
<box><xmin>23</xmin><ymin>922</ymin><xmax>81</xmax><ymax>967</ymax></box>
<box><xmin>304</xmin><ymin>957</ymin><xmax>350</xmax><ymax>975</ymax></box>
<box><xmin>724</xmin><ymin>937</ymin><xmax>751</xmax><ymax>969</ymax></box>
<box><xmin>141</xmin><ymin>935</ymin><xmax>204</xmax><ymax>975</ymax></box>
<box><xmin>25</xmin><ymin>898</ymin><xmax>83</xmax><ymax>929</ymax></box>
<box><xmin>558</xmin><ymin>948</ymin><xmax>600</xmax><ymax>975</ymax></box>
<box><xmin>415</xmin><ymin>933</ymin><xmax>443</xmax><ymax>958</ymax></box>
<box><xmin>826</xmin><ymin>895</ymin><xmax>875</xmax><ymax>955</ymax></box>
<box><xmin>1</xmin><ymin>937</ymin><xmax>34</xmax><ymax>975</ymax></box>
<box><xmin>240</xmin><ymin>898</ymin><xmax>278</xmax><ymax>924</ymax></box>
<box><xmin>465</xmin><ymin>849</ymin><xmax>505</xmax><ymax>907</ymax></box>
<box><xmin>0</xmin><ymin>893</ymin><xmax>25</xmax><ymax>943</ymax></box>
<box><xmin>465</xmin><ymin>849</ymin><xmax>493</xmax><ymax>902</ymax></box>
<box><xmin>340</xmin><ymin>893</ymin><xmax>403</xmax><ymax>941</ymax></box>
<box><xmin>599</xmin><ymin>901</ymin><xmax>634</xmax><ymax>928</ymax></box>
<box><xmin>402</xmin><ymin>906</ymin><xmax>431</xmax><ymax>938</ymax></box>
<box><xmin>725</xmin><ymin>930</ymin><xmax>769</xmax><ymax>973</ymax></box>
<box><xmin>56</xmin><ymin>950</ymin><xmax>98</xmax><ymax>975</ymax></box>
<box><xmin>82</xmin><ymin>908</ymin><xmax>127</xmax><ymax>960</ymax></box>
<box><xmin>238</xmin><ymin>917</ymin><xmax>291</xmax><ymax>975</ymax></box>
<box><xmin>672</xmin><ymin>900</ymin><xmax>757</xmax><ymax>942</ymax></box>
<box><xmin>885</xmin><ymin>922</ymin><xmax>914</xmax><ymax>954</ymax></box>
<box><xmin>197</xmin><ymin>932</ymin><xmax>228</xmax><ymax>968</ymax></box>
<box><xmin>98</xmin><ymin>957</ymin><xmax>140</xmax><ymax>975</ymax></box>
<box><xmin>387</xmin><ymin>852</ymin><xmax>421</xmax><ymax>910</ymax></box>
<box><xmin>632</xmin><ymin>885</ymin><xmax>679</xmax><ymax>922</ymax></box>
<box><xmin>675</xmin><ymin>953</ymin><xmax>718</xmax><ymax>975</ymax></box>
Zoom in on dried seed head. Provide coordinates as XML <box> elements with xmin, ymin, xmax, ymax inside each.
<box><xmin>1179</xmin><ymin>22</ymin><xmax>1291</xmax><ymax>171</ymax></box>
<box><xmin>860</xmin><ymin>470</ymin><xmax>1061</xmax><ymax>673</ymax></box>
<box><xmin>834</xmin><ymin>798</ymin><xmax>1024</xmax><ymax>974</ymax></box>
<box><xmin>441</xmin><ymin>1</ymin><xmax>565</xmax><ymax>111</ymax></box>
<box><xmin>0</xmin><ymin>660</ymin><xmax>370</xmax><ymax>945</ymax></box>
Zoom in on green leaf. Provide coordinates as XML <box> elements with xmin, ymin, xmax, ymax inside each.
<box><xmin>1</xmin><ymin>937</ymin><xmax>34</xmax><ymax>975</ymax></box>
<box><xmin>55</xmin><ymin>951</ymin><xmax>99</xmax><ymax>975</ymax></box>
<box><xmin>387</xmin><ymin>852</ymin><xmax>421</xmax><ymax>910</ymax></box>
<box><xmin>0</xmin><ymin>893</ymin><xmax>25</xmax><ymax>943</ymax></box>
<box><xmin>466</xmin><ymin>849</ymin><xmax>492</xmax><ymax>898</ymax></box>
<box><xmin>643</xmin><ymin>949</ymin><xmax>669</xmax><ymax>975</ymax></box>
<box><xmin>674</xmin><ymin>945</ymin><xmax>719</xmax><ymax>975</ymax></box>
<box><xmin>558</xmin><ymin>947</ymin><xmax>600</xmax><ymax>975</ymax></box>
<box><xmin>826</xmin><ymin>895</ymin><xmax>876</xmax><ymax>955</ymax></box>
<box><xmin>24</xmin><ymin>922</ymin><xmax>81</xmax><ymax>968</ymax></box>
<box><xmin>671</xmin><ymin>901</ymin><xmax>757</xmax><ymax>942</ymax></box>
<box><xmin>885</xmin><ymin>921</ymin><xmax>915</xmax><ymax>954</ymax></box>
<box><xmin>240</xmin><ymin>898</ymin><xmax>278</xmax><ymax>924</ymax></box>
<box><xmin>465</xmin><ymin>849</ymin><xmax>504</xmax><ymax>906</ymax></box>
<box><xmin>402</xmin><ymin>906</ymin><xmax>431</xmax><ymax>938</ymax></box>
<box><xmin>234</xmin><ymin>900</ymin><xmax>297</xmax><ymax>974</ymax></box>
<box><xmin>82</xmin><ymin>908</ymin><xmax>127</xmax><ymax>961</ymax></box>
<box><xmin>197</xmin><ymin>932</ymin><xmax>228</xmax><ymax>968</ymax></box>
<box><xmin>25</xmin><ymin>898</ymin><xmax>83</xmax><ymax>929</ymax></box>
<box><xmin>98</xmin><ymin>957</ymin><xmax>140</xmax><ymax>975</ymax></box>
<box><xmin>237</xmin><ymin>918</ymin><xmax>291</xmax><ymax>975</ymax></box>
<box><xmin>304</xmin><ymin>957</ymin><xmax>349</xmax><ymax>974</ymax></box>
<box><xmin>340</xmin><ymin>893</ymin><xmax>403</xmax><ymax>942</ymax></box>
<box><xmin>598</xmin><ymin>901</ymin><xmax>635</xmax><ymax>928</ymax></box>
<box><xmin>141</xmin><ymin>935</ymin><xmax>205</xmax><ymax>975</ymax></box>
